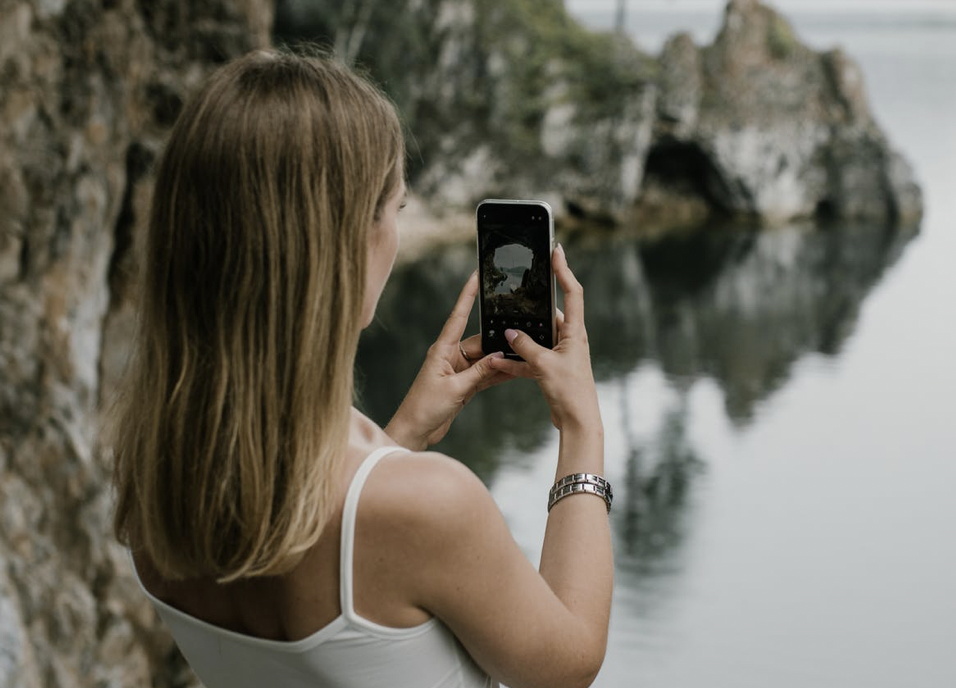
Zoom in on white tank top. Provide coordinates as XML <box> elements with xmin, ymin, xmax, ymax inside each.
<box><xmin>132</xmin><ymin>446</ymin><xmax>496</xmax><ymax>688</ymax></box>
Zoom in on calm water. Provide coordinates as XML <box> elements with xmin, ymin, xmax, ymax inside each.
<box><xmin>357</xmin><ymin>10</ymin><xmax>956</xmax><ymax>688</ymax></box>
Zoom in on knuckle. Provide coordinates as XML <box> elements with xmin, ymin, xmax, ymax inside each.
<box><xmin>564</xmin><ymin>278</ymin><xmax>583</xmax><ymax>296</ymax></box>
<box><xmin>514</xmin><ymin>332</ymin><xmax>535</xmax><ymax>351</ymax></box>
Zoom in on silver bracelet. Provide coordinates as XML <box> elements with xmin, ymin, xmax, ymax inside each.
<box><xmin>551</xmin><ymin>472</ymin><xmax>612</xmax><ymax>496</ymax></box>
<box><xmin>548</xmin><ymin>473</ymin><xmax>613</xmax><ymax>513</ymax></box>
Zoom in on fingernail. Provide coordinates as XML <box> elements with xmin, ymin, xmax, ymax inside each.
<box><xmin>490</xmin><ymin>351</ymin><xmax>504</xmax><ymax>358</ymax></box>
<box><xmin>504</xmin><ymin>329</ymin><xmax>518</xmax><ymax>343</ymax></box>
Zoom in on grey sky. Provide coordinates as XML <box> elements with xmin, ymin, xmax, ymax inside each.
<box><xmin>494</xmin><ymin>243</ymin><xmax>533</xmax><ymax>272</ymax></box>
<box><xmin>566</xmin><ymin>0</ymin><xmax>956</xmax><ymax>13</ymax></box>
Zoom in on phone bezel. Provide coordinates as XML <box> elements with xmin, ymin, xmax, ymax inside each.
<box><xmin>475</xmin><ymin>198</ymin><xmax>557</xmax><ymax>360</ymax></box>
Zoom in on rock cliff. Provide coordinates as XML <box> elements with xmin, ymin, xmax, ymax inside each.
<box><xmin>276</xmin><ymin>0</ymin><xmax>922</xmax><ymax>227</ymax></box>
<box><xmin>0</xmin><ymin>1</ymin><xmax>271</xmax><ymax>686</ymax></box>
<box><xmin>276</xmin><ymin>0</ymin><xmax>661</xmax><ymax>220</ymax></box>
<box><xmin>644</xmin><ymin>0</ymin><xmax>923</xmax><ymax>225</ymax></box>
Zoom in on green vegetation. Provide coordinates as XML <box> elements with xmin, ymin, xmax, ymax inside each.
<box><xmin>273</xmin><ymin>0</ymin><xmax>654</xmax><ymax>179</ymax></box>
<box><xmin>767</xmin><ymin>13</ymin><xmax>797</xmax><ymax>61</ymax></box>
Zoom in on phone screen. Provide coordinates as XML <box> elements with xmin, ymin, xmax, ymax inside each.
<box><xmin>477</xmin><ymin>200</ymin><xmax>555</xmax><ymax>358</ymax></box>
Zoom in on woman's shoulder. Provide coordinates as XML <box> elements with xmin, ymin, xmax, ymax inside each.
<box><xmin>371</xmin><ymin>450</ymin><xmax>489</xmax><ymax>509</ymax></box>
<box><xmin>352</xmin><ymin>407</ymin><xmax>490</xmax><ymax>509</ymax></box>
<box><xmin>359</xmin><ymin>448</ymin><xmax>500</xmax><ymax>544</ymax></box>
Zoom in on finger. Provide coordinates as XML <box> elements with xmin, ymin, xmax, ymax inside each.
<box><xmin>552</xmin><ymin>244</ymin><xmax>584</xmax><ymax>328</ymax></box>
<box><xmin>476</xmin><ymin>370</ymin><xmax>517</xmax><ymax>393</ymax></box>
<box><xmin>487</xmin><ymin>357</ymin><xmax>535</xmax><ymax>379</ymax></box>
<box><xmin>503</xmin><ymin>328</ymin><xmax>546</xmax><ymax>366</ymax></box>
<box><xmin>459</xmin><ymin>333</ymin><xmax>484</xmax><ymax>361</ymax></box>
<box><xmin>458</xmin><ymin>351</ymin><xmax>506</xmax><ymax>390</ymax></box>
<box><xmin>438</xmin><ymin>271</ymin><xmax>479</xmax><ymax>345</ymax></box>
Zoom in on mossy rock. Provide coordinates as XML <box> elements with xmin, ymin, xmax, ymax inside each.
<box><xmin>767</xmin><ymin>14</ymin><xmax>797</xmax><ymax>60</ymax></box>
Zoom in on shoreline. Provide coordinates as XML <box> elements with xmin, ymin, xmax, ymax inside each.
<box><xmin>397</xmin><ymin>194</ymin><xmax>475</xmax><ymax>264</ymax></box>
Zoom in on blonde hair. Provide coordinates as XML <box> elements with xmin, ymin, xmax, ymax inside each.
<box><xmin>112</xmin><ymin>49</ymin><xmax>404</xmax><ymax>582</ymax></box>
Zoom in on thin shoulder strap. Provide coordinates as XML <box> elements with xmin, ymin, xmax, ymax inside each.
<box><xmin>340</xmin><ymin>445</ymin><xmax>410</xmax><ymax>620</ymax></box>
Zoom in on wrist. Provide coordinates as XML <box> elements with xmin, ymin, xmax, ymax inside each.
<box><xmin>384</xmin><ymin>413</ymin><xmax>428</xmax><ymax>451</ymax></box>
<box><xmin>556</xmin><ymin>421</ymin><xmax>605</xmax><ymax>478</ymax></box>
<box><xmin>559</xmin><ymin>412</ymin><xmax>604</xmax><ymax>441</ymax></box>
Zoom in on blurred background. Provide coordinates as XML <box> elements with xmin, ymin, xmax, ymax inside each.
<box><xmin>353</xmin><ymin>1</ymin><xmax>956</xmax><ymax>686</ymax></box>
<box><xmin>0</xmin><ymin>1</ymin><xmax>953</xmax><ymax>686</ymax></box>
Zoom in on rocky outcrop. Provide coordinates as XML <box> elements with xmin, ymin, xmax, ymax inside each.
<box><xmin>277</xmin><ymin>0</ymin><xmax>922</xmax><ymax>228</ymax></box>
<box><xmin>275</xmin><ymin>0</ymin><xmax>661</xmax><ymax>221</ymax></box>
<box><xmin>643</xmin><ymin>0</ymin><xmax>922</xmax><ymax>226</ymax></box>
<box><xmin>0</xmin><ymin>1</ymin><xmax>271</xmax><ymax>686</ymax></box>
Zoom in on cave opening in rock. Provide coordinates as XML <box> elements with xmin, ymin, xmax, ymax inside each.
<box><xmin>815</xmin><ymin>197</ymin><xmax>838</xmax><ymax>220</ymax></box>
<box><xmin>638</xmin><ymin>139</ymin><xmax>731</xmax><ymax>224</ymax></box>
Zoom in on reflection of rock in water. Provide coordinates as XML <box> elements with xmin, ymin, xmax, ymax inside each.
<box><xmin>577</xmin><ymin>220</ymin><xmax>917</xmax><ymax>423</ymax></box>
<box><xmin>356</xmin><ymin>217</ymin><xmax>916</xmax><ymax>581</ymax></box>
<box><xmin>616</xmin><ymin>381</ymin><xmax>705</xmax><ymax>572</ymax></box>
<box><xmin>358</xmin><ymin>218</ymin><xmax>916</xmax><ymax>467</ymax></box>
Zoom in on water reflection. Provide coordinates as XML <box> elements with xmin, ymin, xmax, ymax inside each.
<box><xmin>356</xmin><ymin>218</ymin><xmax>916</xmax><ymax>503</ymax></box>
<box><xmin>572</xmin><ymin>220</ymin><xmax>917</xmax><ymax>422</ymax></box>
<box><xmin>616</xmin><ymin>382</ymin><xmax>705</xmax><ymax>571</ymax></box>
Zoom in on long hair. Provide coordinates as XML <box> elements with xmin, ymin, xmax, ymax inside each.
<box><xmin>112</xmin><ymin>49</ymin><xmax>404</xmax><ymax>582</ymax></box>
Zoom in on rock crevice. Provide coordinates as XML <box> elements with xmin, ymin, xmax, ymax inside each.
<box><xmin>0</xmin><ymin>1</ymin><xmax>271</xmax><ymax>686</ymax></box>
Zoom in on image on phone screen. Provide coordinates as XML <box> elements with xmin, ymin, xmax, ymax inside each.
<box><xmin>477</xmin><ymin>201</ymin><xmax>554</xmax><ymax>358</ymax></box>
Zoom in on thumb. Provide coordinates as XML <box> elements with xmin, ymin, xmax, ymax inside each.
<box><xmin>504</xmin><ymin>328</ymin><xmax>544</xmax><ymax>364</ymax></box>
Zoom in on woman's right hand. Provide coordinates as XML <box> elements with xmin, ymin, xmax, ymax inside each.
<box><xmin>488</xmin><ymin>243</ymin><xmax>601</xmax><ymax>434</ymax></box>
<box><xmin>367</xmin><ymin>246</ymin><xmax>611</xmax><ymax>688</ymax></box>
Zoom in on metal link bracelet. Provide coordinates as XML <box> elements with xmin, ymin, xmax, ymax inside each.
<box><xmin>551</xmin><ymin>472</ymin><xmax>613</xmax><ymax>496</ymax></box>
<box><xmin>548</xmin><ymin>473</ymin><xmax>613</xmax><ymax>513</ymax></box>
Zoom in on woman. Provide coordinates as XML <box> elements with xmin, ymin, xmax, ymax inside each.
<box><xmin>113</xmin><ymin>49</ymin><xmax>612</xmax><ymax>688</ymax></box>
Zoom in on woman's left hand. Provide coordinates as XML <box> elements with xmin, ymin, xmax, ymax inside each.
<box><xmin>385</xmin><ymin>272</ymin><xmax>513</xmax><ymax>450</ymax></box>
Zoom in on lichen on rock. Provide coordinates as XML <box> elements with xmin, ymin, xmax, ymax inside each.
<box><xmin>0</xmin><ymin>1</ymin><xmax>272</xmax><ymax>686</ymax></box>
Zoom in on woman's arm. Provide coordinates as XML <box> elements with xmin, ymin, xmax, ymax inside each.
<box><xmin>491</xmin><ymin>245</ymin><xmax>611</xmax><ymax>674</ymax></box>
<box><xmin>365</xmin><ymin>449</ymin><xmax>610</xmax><ymax>688</ymax></box>
<box><xmin>371</xmin><ymin>245</ymin><xmax>612</xmax><ymax>688</ymax></box>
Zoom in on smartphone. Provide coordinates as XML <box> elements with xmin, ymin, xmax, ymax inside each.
<box><xmin>476</xmin><ymin>199</ymin><xmax>556</xmax><ymax>359</ymax></box>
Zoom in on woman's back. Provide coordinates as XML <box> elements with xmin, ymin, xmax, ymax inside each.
<box><xmin>132</xmin><ymin>420</ymin><xmax>495</xmax><ymax>688</ymax></box>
